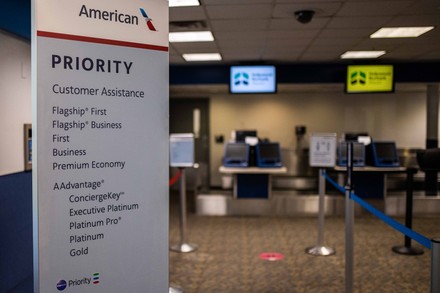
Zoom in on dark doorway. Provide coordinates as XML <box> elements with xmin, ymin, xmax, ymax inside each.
<box><xmin>170</xmin><ymin>98</ymin><xmax>210</xmax><ymax>192</ymax></box>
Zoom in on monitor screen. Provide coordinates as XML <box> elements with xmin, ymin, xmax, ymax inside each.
<box><xmin>339</xmin><ymin>142</ymin><xmax>364</xmax><ymax>158</ymax></box>
<box><xmin>374</xmin><ymin>142</ymin><xmax>397</xmax><ymax>158</ymax></box>
<box><xmin>223</xmin><ymin>143</ymin><xmax>250</xmax><ymax>167</ymax></box>
<box><xmin>224</xmin><ymin>143</ymin><xmax>249</xmax><ymax>159</ymax></box>
<box><xmin>369</xmin><ymin>141</ymin><xmax>400</xmax><ymax>167</ymax></box>
<box><xmin>258</xmin><ymin>143</ymin><xmax>280</xmax><ymax>159</ymax></box>
<box><xmin>256</xmin><ymin>143</ymin><xmax>282</xmax><ymax>167</ymax></box>
<box><xmin>230</xmin><ymin>65</ymin><xmax>276</xmax><ymax>94</ymax></box>
<box><xmin>338</xmin><ymin>141</ymin><xmax>366</xmax><ymax>167</ymax></box>
<box><xmin>345</xmin><ymin>65</ymin><xmax>394</xmax><ymax>94</ymax></box>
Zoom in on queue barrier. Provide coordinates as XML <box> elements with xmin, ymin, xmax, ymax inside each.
<box><xmin>170</xmin><ymin>167</ymin><xmax>197</xmax><ymax>253</ymax></box>
<box><xmin>324</xmin><ymin>173</ymin><xmax>432</xmax><ymax>249</ymax></box>
<box><xmin>168</xmin><ymin>168</ymin><xmax>193</xmax><ymax>293</ymax></box>
<box><xmin>169</xmin><ymin>170</ymin><xmax>182</xmax><ymax>186</ymax></box>
<box><xmin>323</xmin><ymin>168</ymin><xmax>439</xmax><ymax>293</ymax></box>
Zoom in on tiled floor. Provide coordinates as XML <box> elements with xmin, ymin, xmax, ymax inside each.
<box><xmin>169</xmin><ymin>193</ymin><xmax>440</xmax><ymax>293</ymax></box>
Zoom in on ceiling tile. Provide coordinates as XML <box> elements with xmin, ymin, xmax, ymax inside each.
<box><xmin>171</xmin><ymin>42</ymin><xmax>219</xmax><ymax>53</ymax></box>
<box><xmin>166</xmin><ymin>0</ymin><xmax>440</xmax><ymax>64</ymax></box>
<box><xmin>299</xmin><ymin>51</ymin><xmax>341</xmax><ymax>62</ymax></box>
<box><xmin>353</xmin><ymin>38</ymin><xmax>412</xmax><ymax>51</ymax></box>
<box><xmin>221</xmin><ymin>51</ymin><xmax>266</xmax><ymax>62</ymax></box>
<box><xmin>326</xmin><ymin>16</ymin><xmax>392</xmax><ymax>29</ymax></box>
<box><xmin>337</xmin><ymin>1</ymin><xmax>414</xmax><ymax>16</ymax></box>
<box><xmin>210</xmin><ymin>19</ymin><xmax>270</xmax><ymax>32</ymax></box>
<box><xmin>310</xmin><ymin>37</ymin><xmax>363</xmax><ymax>48</ymax></box>
<box><xmin>214</xmin><ymin>31</ymin><xmax>268</xmax><ymax>41</ymax></box>
<box><xmin>263</xmin><ymin>51</ymin><xmax>302</xmax><ymax>61</ymax></box>
<box><xmin>318</xmin><ymin>28</ymin><xmax>374</xmax><ymax>38</ymax></box>
<box><xmin>206</xmin><ymin>4</ymin><xmax>273</xmax><ymax>19</ymax></box>
<box><xmin>169</xmin><ymin>6</ymin><xmax>207</xmax><ymax>22</ymax></box>
<box><xmin>415</xmin><ymin>50</ymin><xmax>440</xmax><ymax>60</ymax></box>
<box><xmin>218</xmin><ymin>40</ymin><xmax>268</xmax><ymax>50</ymax></box>
<box><xmin>398</xmin><ymin>0</ymin><xmax>440</xmax><ymax>15</ymax></box>
<box><xmin>264</xmin><ymin>39</ymin><xmax>309</xmax><ymax>50</ymax></box>
<box><xmin>385</xmin><ymin>14</ymin><xmax>440</xmax><ymax>26</ymax></box>
<box><xmin>268</xmin><ymin>29</ymin><xmax>321</xmax><ymax>39</ymax></box>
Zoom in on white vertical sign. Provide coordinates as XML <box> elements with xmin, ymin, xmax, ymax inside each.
<box><xmin>32</xmin><ymin>1</ymin><xmax>169</xmax><ymax>292</ymax></box>
<box><xmin>309</xmin><ymin>133</ymin><xmax>337</xmax><ymax>167</ymax></box>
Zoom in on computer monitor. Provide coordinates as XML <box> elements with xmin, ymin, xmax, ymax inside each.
<box><xmin>344</xmin><ymin>132</ymin><xmax>369</xmax><ymax>141</ymax></box>
<box><xmin>368</xmin><ymin>141</ymin><xmax>400</xmax><ymax>167</ymax></box>
<box><xmin>223</xmin><ymin>143</ymin><xmax>250</xmax><ymax>167</ymax></box>
<box><xmin>235</xmin><ymin>130</ymin><xmax>257</xmax><ymax>142</ymax></box>
<box><xmin>337</xmin><ymin>141</ymin><xmax>365</xmax><ymax>167</ymax></box>
<box><xmin>256</xmin><ymin>143</ymin><xmax>282</xmax><ymax>167</ymax></box>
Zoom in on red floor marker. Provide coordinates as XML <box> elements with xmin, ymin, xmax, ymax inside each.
<box><xmin>259</xmin><ymin>252</ymin><xmax>284</xmax><ymax>261</ymax></box>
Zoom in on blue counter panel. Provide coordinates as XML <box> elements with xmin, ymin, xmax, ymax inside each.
<box><xmin>236</xmin><ymin>174</ymin><xmax>269</xmax><ymax>199</ymax></box>
<box><xmin>0</xmin><ymin>172</ymin><xmax>33</xmax><ymax>292</ymax></box>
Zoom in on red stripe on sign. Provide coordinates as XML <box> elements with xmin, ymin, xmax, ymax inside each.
<box><xmin>37</xmin><ymin>31</ymin><xmax>168</xmax><ymax>52</ymax></box>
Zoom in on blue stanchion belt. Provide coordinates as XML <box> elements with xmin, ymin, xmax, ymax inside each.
<box><xmin>324</xmin><ymin>173</ymin><xmax>432</xmax><ymax>250</ymax></box>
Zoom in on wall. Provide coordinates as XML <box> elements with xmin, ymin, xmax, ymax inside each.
<box><xmin>0</xmin><ymin>31</ymin><xmax>32</xmax><ymax>176</ymax></box>
<box><xmin>0</xmin><ymin>172</ymin><xmax>33</xmax><ymax>292</ymax></box>
<box><xmin>210</xmin><ymin>88</ymin><xmax>427</xmax><ymax>186</ymax></box>
<box><xmin>0</xmin><ymin>29</ymin><xmax>433</xmax><ymax>185</ymax></box>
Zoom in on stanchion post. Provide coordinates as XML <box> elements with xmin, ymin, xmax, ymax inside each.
<box><xmin>305</xmin><ymin>168</ymin><xmax>336</xmax><ymax>256</ymax></box>
<box><xmin>345</xmin><ymin>142</ymin><xmax>354</xmax><ymax>293</ymax></box>
<box><xmin>170</xmin><ymin>168</ymin><xmax>197</xmax><ymax>253</ymax></box>
<box><xmin>169</xmin><ymin>285</ymin><xmax>184</xmax><ymax>293</ymax></box>
<box><xmin>392</xmin><ymin>168</ymin><xmax>423</xmax><ymax>255</ymax></box>
<box><xmin>432</xmin><ymin>239</ymin><xmax>440</xmax><ymax>293</ymax></box>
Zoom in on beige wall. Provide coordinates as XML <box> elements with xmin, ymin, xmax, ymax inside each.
<box><xmin>210</xmin><ymin>89</ymin><xmax>427</xmax><ymax>186</ymax></box>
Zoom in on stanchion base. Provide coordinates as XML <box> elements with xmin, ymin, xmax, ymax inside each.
<box><xmin>170</xmin><ymin>243</ymin><xmax>197</xmax><ymax>253</ymax></box>
<box><xmin>305</xmin><ymin>245</ymin><xmax>336</xmax><ymax>256</ymax></box>
<box><xmin>169</xmin><ymin>284</ymin><xmax>183</xmax><ymax>293</ymax></box>
<box><xmin>392</xmin><ymin>245</ymin><xmax>424</xmax><ymax>255</ymax></box>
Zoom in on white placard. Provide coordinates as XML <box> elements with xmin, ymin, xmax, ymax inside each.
<box><xmin>309</xmin><ymin>133</ymin><xmax>337</xmax><ymax>167</ymax></box>
<box><xmin>170</xmin><ymin>133</ymin><xmax>195</xmax><ymax>167</ymax></box>
<box><xmin>32</xmin><ymin>1</ymin><xmax>169</xmax><ymax>292</ymax></box>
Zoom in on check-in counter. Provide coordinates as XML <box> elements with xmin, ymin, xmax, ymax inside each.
<box><xmin>219</xmin><ymin>166</ymin><xmax>287</xmax><ymax>199</ymax></box>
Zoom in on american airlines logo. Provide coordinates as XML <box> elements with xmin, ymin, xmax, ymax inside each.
<box><xmin>78</xmin><ymin>5</ymin><xmax>158</xmax><ymax>31</ymax></box>
<box><xmin>139</xmin><ymin>8</ymin><xmax>157</xmax><ymax>31</ymax></box>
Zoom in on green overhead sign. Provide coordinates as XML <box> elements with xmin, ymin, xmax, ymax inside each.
<box><xmin>346</xmin><ymin>65</ymin><xmax>394</xmax><ymax>93</ymax></box>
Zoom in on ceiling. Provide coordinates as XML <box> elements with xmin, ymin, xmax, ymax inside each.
<box><xmin>169</xmin><ymin>0</ymin><xmax>440</xmax><ymax>64</ymax></box>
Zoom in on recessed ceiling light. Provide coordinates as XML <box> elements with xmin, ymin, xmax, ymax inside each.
<box><xmin>370</xmin><ymin>26</ymin><xmax>434</xmax><ymax>38</ymax></box>
<box><xmin>182</xmin><ymin>53</ymin><xmax>222</xmax><ymax>61</ymax></box>
<box><xmin>340</xmin><ymin>51</ymin><xmax>386</xmax><ymax>59</ymax></box>
<box><xmin>169</xmin><ymin>31</ymin><xmax>214</xmax><ymax>42</ymax></box>
<box><xmin>169</xmin><ymin>0</ymin><xmax>200</xmax><ymax>7</ymax></box>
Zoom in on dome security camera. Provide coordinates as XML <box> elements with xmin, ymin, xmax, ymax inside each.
<box><xmin>294</xmin><ymin>10</ymin><xmax>315</xmax><ymax>24</ymax></box>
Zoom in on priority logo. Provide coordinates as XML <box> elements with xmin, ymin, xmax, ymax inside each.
<box><xmin>56</xmin><ymin>280</ymin><xmax>67</xmax><ymax>291</ymax></box>
<box><xmin>92</xmin><ymin>272</ymin><xmax>100</xmax><ymax>285</ymax></box>
<box><xmin>55</xmin><ymin>274</ymin><xmax>96</xmax><ymax>291</ymax></box>
<box><xmin>139</xmin><ymin>8</ymin><xmax>157</xmax><ymax>31</ymax></box>
<box><xmin>350</xmin><ymin>71</ymin><xmax>366</xmax><ymax>85</ymax></box>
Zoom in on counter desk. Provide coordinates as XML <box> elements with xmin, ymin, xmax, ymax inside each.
<box><xmin>219</xmin><ymin>166</ymin><xmax>287</xmax><ymax>199</ymax></box>
<box><xmin>332</xmin><ymin>166</ymin><xmax>415</xmax><ymax>199</ymax></box>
